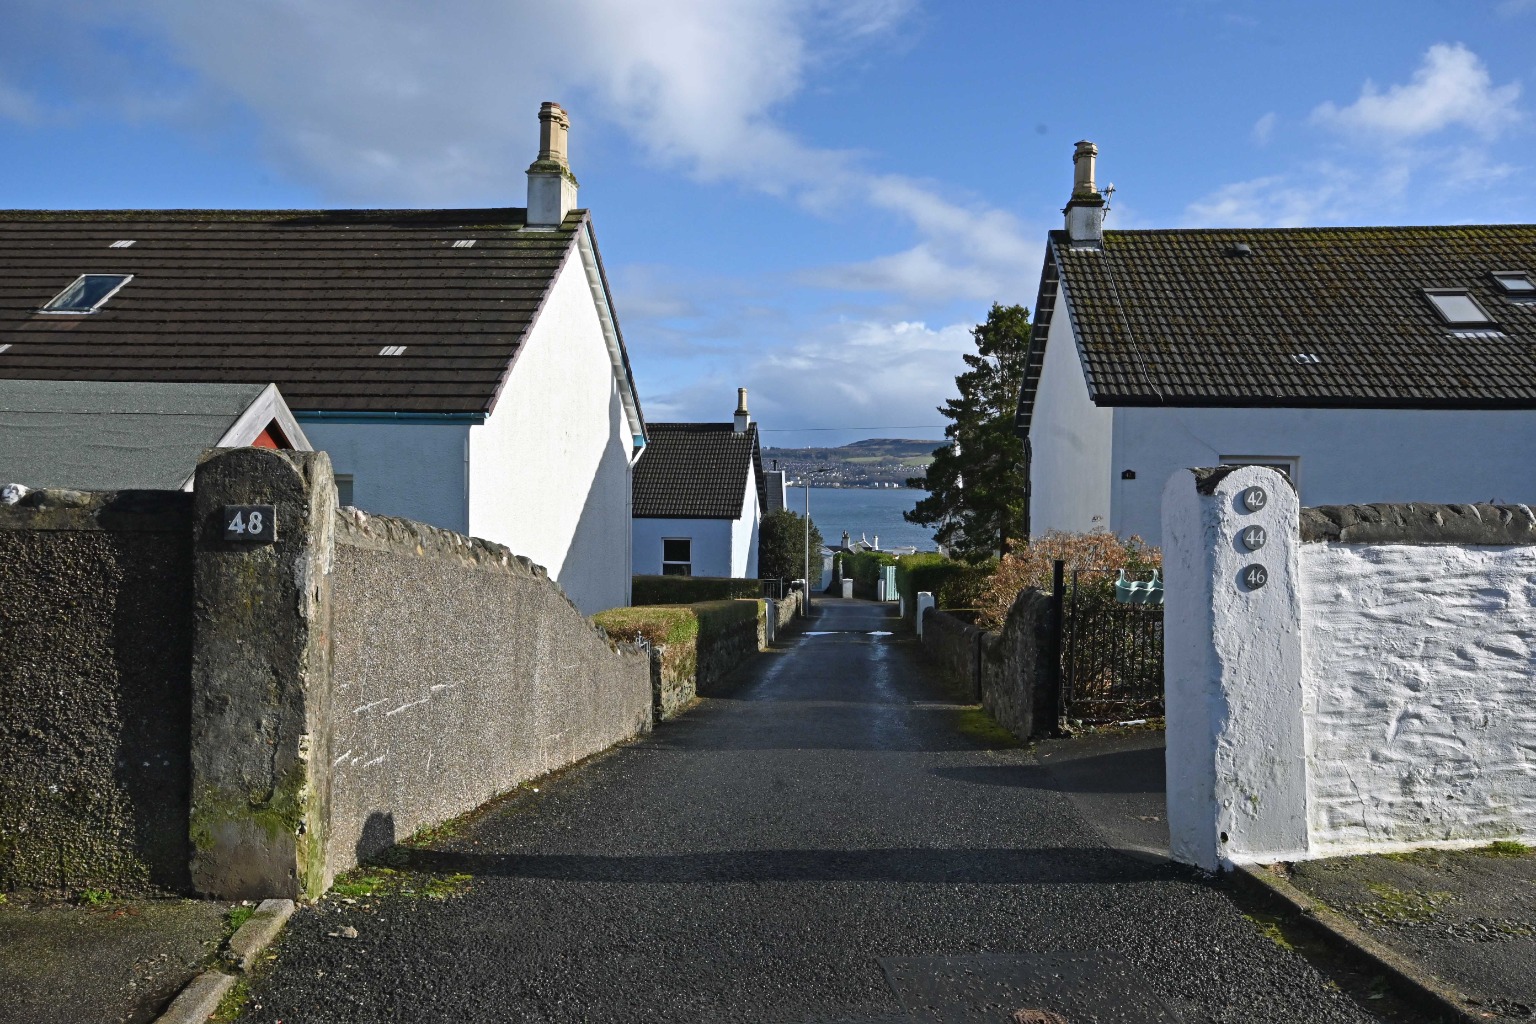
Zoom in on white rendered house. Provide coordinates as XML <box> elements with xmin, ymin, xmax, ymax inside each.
<box><xmin>0</xmin><ymin>103</ymin><xmax>646</xmax><ymax>614</ymax></box>
<box><xmin>1018</xmin><ymin>141</ymin><xmax>1536</xmax><ymax>544</ymax></box>
<box><xmin>631</xmin><ymin>390</ymin><xmax>764</xmax><ymax>579</ymax></box>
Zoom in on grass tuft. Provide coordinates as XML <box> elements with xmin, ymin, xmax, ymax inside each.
<box><xmin>952</xmin><ymin>706</ymin><xmax>1023</xmax><ymax>749</ymax></box>
<box><xmin>1476</xmin><ymin>840</ymin><xmax>1532</xmax><ymax>858</ymax></box>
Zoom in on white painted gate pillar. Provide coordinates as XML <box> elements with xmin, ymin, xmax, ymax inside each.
<box><xmin>1163</xmin><ymin>466</ymin><xmax>1308</xmax><ymax>870</ymax></box>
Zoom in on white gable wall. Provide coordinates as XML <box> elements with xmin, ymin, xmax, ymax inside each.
<box><xmin>1029</xmin><ymin>282</ymin><xmax>1112</xmax><ymax>535</ymax></box>
<box><xmin>1111</xmin><ymin>405</ymin><xmax>1536</xmax><ymax>544</ymax></box>
<box><xmin>732</xmin><ymin>468</ymin><xmax>761</xmax><ymax>578</ymax></box>
<box><xmin>632</xmin><ymin>518</ymin><xmax>734</xmax><ymax>578</ymax></box>
<box><xmin>468</xmin><ymin>244</ymin><xmax>633</xmax><ymax>615</ymax></box>
<box><xmin>298</xmin><ymin>420</ymin><xmax>471</xmax><ymax>534</ymax></box>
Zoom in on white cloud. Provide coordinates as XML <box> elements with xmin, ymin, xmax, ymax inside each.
<box><xmin>1251</xmin><ymin>112</ymin><xmax>1276</xmax><ymax>146</ymax></box>
<box><xmin>645</xmin><ymin>316</ymin><xmax>972</xmax><ymax>436</ymax></box>
<box><xmin>1310</xmin><ymin>43</ymin><xmax>1522</xmax><ymax>140</ymax></box>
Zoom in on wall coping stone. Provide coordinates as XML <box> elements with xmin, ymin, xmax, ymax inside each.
<box><xmin>1299</xmin><ymin>502</ymin><xmax>1536</xmax><ymax>546</ymax></box>
<box><xmin>1193</xmin><ymin>465</ymin><xmax>1297</xmax><ymax>496</ymax></box>
<box><xmin>0</xmin><ymin>488</ymin><xmax>191</xmax><ymax>533</ymax></box>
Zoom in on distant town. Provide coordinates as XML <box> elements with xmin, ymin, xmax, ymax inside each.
<box><xmin>763</xmin><ymin>438</ymin><xmax>940</xmax><ymax>489</ymax></box>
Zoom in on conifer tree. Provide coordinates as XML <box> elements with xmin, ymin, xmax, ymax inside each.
<box><xmin>904</xmin><ymin>302</ymin><xmax>1031</xmax><ymax>561</ymax></box>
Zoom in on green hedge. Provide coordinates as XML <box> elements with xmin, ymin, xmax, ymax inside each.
<box><xmin>595</xmin><ymin>599</ymin><xmax>759</xmax><ymax>646</ymax></box>
<box><xmin>631</xmin><ymin>575</ymin><xmax>761</xmax><ymax>606</ymax></box>
<box><xmin>594</xmin><ymin>599</ymin><xmax>762</xmax><ymax>682</ymax></box>
<box><xmin>895</xmin><ymin>554</ymin><xmax>996</xmax><ymax>621</ymax></box>
<box><xmin>835</xmin><ymin>550</ymin><xmax>898</xmax><ymax>599</ymax></box>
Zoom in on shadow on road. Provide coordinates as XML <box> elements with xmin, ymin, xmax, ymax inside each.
<box><xmin>395</xmin><ymin>845</ymin><xmax>1181</xmax><ymax>886</ymax></box>
<box><xmin>932</xmin><ymin>747</ymin><xmax>1164</xmax><ymax>795</ymax></box>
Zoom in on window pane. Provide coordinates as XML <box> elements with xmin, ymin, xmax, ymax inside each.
<box><xmin>1494</xmin><ymin>272</ymin><xmax>1535</xmax><ymax>294</ymax></box>
<box><xmin>42</xmin><ymin>274</ymin><xmax>131</xmax><ymax>312</ymax></box>
<box><xmin>1426</xmin><ymin>291</ymin><xmax>1490</xmax><ymax>324</ymax></box>
<box><xmin>661</xmin><ymin>563</ymin><xmax>690</xmax><ymax>576</ymax></box>
<box><xmin>335</xmin><ymin>475</ymin><xmax>354</xmax><ymax>507</ymax></box>
<box><xmin>662</xmin><ymin>538</ymin><xmax>691</xmax><ymax>562</ymax></box>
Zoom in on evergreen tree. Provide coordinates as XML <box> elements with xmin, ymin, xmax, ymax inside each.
<box><xmin>758</xmin><ymin>507</ymin><xmax>824</xmax><ymax>587</ymax></box>
<box><xmin>904</xmin><ymin>302</ymin><xmax>1031</xmax><ymax>561</ymax></box>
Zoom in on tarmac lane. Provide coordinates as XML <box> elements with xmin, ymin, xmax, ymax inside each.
<box><xmin>234</xmin><ymin>598</ymin><xmax>1397</xmax><ymax>1024</ymax></box>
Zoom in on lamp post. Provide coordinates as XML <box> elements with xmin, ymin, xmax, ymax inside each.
<box><xmin>802</xmin><ymin>469</ymin><xmax>825</xmax><ymax>615</ymax></box>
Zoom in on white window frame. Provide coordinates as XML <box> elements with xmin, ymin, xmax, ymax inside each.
<box><xmin>661</xmin><ymin>537</ymin><xmax>692</xmax><ymax>577</ymax></box>
<box><xmin>39</xmin><ymin>273</ymin><xmax>134</xmax><ymax>315</ymax></box>
<box><xmin>1219</xmin><ymin>455</ymin><xmax>1299</xmax><ymax>494</ymax></box>
<box><xmin>1491</xmin><ymin>270</ymin><xmax>1535</xmax><ymax>296</ymax></box>
<box><xmin>1423</xmin><ymin>288</ymin><xmax>1493</xmax><ymax>326</ymax></box>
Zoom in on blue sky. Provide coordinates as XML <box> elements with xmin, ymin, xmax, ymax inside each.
<box><xmin>3</xmin><ymin>0</ymin><xmax>1533</xmax><ymax>446</ymax></box>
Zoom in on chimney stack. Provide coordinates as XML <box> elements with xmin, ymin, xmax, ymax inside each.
<box><xmin>1064</xmin><ymin>140</ymin><xmax>1106</xmax><ymax>249</ymax></box>
<box><xmin>734</xmin><ymin>388</ymin><xmax>751</xmax><ymax>432</ymax></box>
<box><xmin>526</xmin><ymin>102</ymin><xmax>578</xmax><ymax>228</ymax></box>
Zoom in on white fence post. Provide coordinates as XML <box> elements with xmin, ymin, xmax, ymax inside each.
<box><xmin>915</xmin><ymin>592</ymin><xmax>935</xmax><ymax>639</ymax></box>
<box><xmin>1163</xmin><ymin>465</ymin><xmax>1307</xmax><ymax>870</ymax></box>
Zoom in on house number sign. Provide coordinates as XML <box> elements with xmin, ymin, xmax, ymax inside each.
<box><xmin>1242</xmin><ymin>564</ymin><xmax>1269</xmax><ymax>590</ymax></box>
<box><xmin>1242</xmin><ymin>486</ymin><xmax>1269</xmax><ymax>512</ymax></box>
<box><xmin>1241</xmin><ymin>525</ymin><xmax>1267</xmax><ymax>551</ymax></box>
<box><xmin>223</xmin><ymin>505</ymin><xmax>276</xmax><ymax>543</ymax></box>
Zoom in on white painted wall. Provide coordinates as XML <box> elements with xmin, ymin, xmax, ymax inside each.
<box><xmin>731</xmin><ymin>468</ymin><xmax>761</xmax><ymax>578</ymax></box>
<box><xmin>1163</xmin><ymin>466</ymin><xmax>1307</xmax><ymax>870</ymax></box>
<box><xmin>1029</xmin><ymin>283</ymin><xmax>1112</xmax><ymax>535</ymax></box>
<box><xmin>1114</xmin><ymin>406</ymin><xmax>1536</xmax><ymax>544</ymax></box>
<box><xmin>468</xmin><ymin>244</ymin><xmax>633</xmax><ymax>615</ymax></box>
<box><xmin>298</xmin><ymin>420</ymin><xmax>470</xmax><ymax>534</ymax></box>
<box><xmin>1302</xmin><ymin>542</ymin><xmax>1536</xmax><ymax>854</ymax></box>
<box><xmin>631</xmin><ymin>517</ymin><xmax>734</xmax><ymax>577</ymax></box>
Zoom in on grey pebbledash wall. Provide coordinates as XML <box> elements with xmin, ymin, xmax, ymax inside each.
<box><xmin>0</xmin><ymin>490</ymin><xmax>195</xmax><ymax>895</ymax></box>
<box><xmin>328</xmin><ymin>510</ymin><xmax>652</xmax><ymax>877</ymax></box>
<box><xmin>188</xmin><ymin>448</ymin><xmax>652</xmax><ymax>898</ymax></box>
<box><xmin>2</xmin><ymin>447</ymin><xmax>652</xmax><ymax>900</ymax></box>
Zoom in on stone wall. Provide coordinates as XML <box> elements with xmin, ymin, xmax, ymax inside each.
<box><xmin>328</xmin><ymin>510</ymin><xmax>652</xmax><ymax>877</ymax></box>
<box><xmin>695</xmin><ymin>603</ymin><xmax>767</xmax><ymax>697</ymax></box>
<box><xmin>0</xmin><ymin>490</ymin><xmax>194</xmax><ymax>896</ymax></box>
<box><xmin>1164</xmin><ymin>466</ymin><xmax>1536</xmax><ymax>871</ymax></box>
<box><xmin>920</xmin><ymin>608</ymin><xmax>982</xmax><ymax>703</ymax></box>
<box><xmin>979</xmin><ymin>589</ymin><xmax>1056</xmax><ymax>741</ymax></box>
<box><xmin>921</xmin><ymin>592</ymin><xmax>1058</xmax><ymax>739</ymax></box>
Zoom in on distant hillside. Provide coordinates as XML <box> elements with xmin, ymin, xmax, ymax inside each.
<box><xmin>762</xmin><ymin>438</ymin><xmax>943</xmax><ymax>488</ymax></box>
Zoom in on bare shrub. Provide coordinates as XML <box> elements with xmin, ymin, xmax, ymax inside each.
<box><xmin>976</xmin><ymin>529</ymin><xmax>1160</xmax><ymax>630</ymax></box>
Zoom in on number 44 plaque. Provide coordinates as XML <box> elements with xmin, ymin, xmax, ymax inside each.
<box><xmin>223</xmin><ymin>505</ymin><xmax>277</xmax><ymax>543</ymax></box>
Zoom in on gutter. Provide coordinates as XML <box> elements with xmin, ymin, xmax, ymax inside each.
<box><xmin>294</xmin><ymin>410</ymin><xmax>486</xmax><ymax>425</ymax></box>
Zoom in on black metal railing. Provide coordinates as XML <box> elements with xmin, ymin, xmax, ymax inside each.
<box><xmin>1060</xmin><ymin>566</ymin><xmax>1164</xmax><ymax>721</ymax></box>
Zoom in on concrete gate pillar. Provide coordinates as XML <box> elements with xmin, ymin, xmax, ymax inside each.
<box><xmin>1162</xmin><ymin>466</ymin><xmax>1308</xmax><ymax>870</ymax></box>
<box><xmin>188</xmin><ymin>448</ymin><xmax>337</xmax><ymax>899</ymax></box>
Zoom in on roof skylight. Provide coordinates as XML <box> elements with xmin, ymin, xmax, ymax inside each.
<box><xmin>109</xmin><ymin>240</ymin><xmax>135</xmax><ymax>248</ymax></box>
<box><xmin>1492</xmin><ymin>271</ymin><xmax>1534</xmax><ymax>295</ymax></box>
<box><xmin>451</xmin><ymin>239</ymin><xmax>476</xmax><ymax>248</ymax></box>
<box><xmin>378</xmin><ymin>345</ymin><xmax>408</xmax><ymax>356</ymax></box>
<box><xmin>39</xmin><ymin>274</ymin><xmax>133</xmax><ymax>314</ymax></box>
<box><xmin>1424</xmin><ymin>289</ymin><xmax>1492</xmax><ymax>325</ymax></box>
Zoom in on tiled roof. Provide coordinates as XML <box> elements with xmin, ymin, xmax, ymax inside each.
<box><xmin>633</xmin><ymin>422</ymin><xmax>763</xmax><ymax>519</ymax></box>
<box><xmin>0</xmin><ymin>207</ymin><xmax>626</xmax><ymax>416</ymax></box>
<box><xmin>1018</xmin><ymin>224</ymin><xmax>1536</xmax><ymax>433</ymax></box>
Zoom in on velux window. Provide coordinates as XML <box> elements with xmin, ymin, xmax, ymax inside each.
<box><xmin>40</xmin><ymin>274</ymin><xmax>132</xmax><ymax>314</ymax></box>
<box><xmin>662</xmin><ymin>538</ymin><xmax>692</xmax><ymax>577</ymax></box>
<box><xmin>1492</xmin><ymin>271</ymin><xmax>1535</xmax><ymax>296</ymax></box>
<box><xmin>1423</xmin><ymin>289</ymin><xmax>1492</xmax><ymax>326</ymax></box>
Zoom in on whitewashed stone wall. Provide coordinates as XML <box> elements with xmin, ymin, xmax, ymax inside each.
<box><xmin>1164</xmin><ymin>466</ymin><xmax>1536</xmax><ymax>870</ymax></box>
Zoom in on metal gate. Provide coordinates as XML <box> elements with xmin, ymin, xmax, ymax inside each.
<box><xmin>1059</xmin><ymin>566</ymin><xmax>1164</xmax><ymax>721</ymax></box>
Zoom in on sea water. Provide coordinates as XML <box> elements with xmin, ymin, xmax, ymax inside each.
<box><xmin>792</xmin><ymin>487</ymin><xmax>938</xmax><ymax>552</ymax></box>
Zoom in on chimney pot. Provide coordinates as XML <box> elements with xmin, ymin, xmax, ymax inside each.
<box><xmin>1064</xmin><ymin>139</ymin><xmax>1106</xmax><ymax>249</ymax></box>
<box><xmin>527</xmin><ymin>101</ymin><xmax>578</xmax><ymax>228</ymax></box>
<box><xmin>734</xmin><ymin>387</ymin><xmax>750</xmax><ymax>432</ymax></box>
